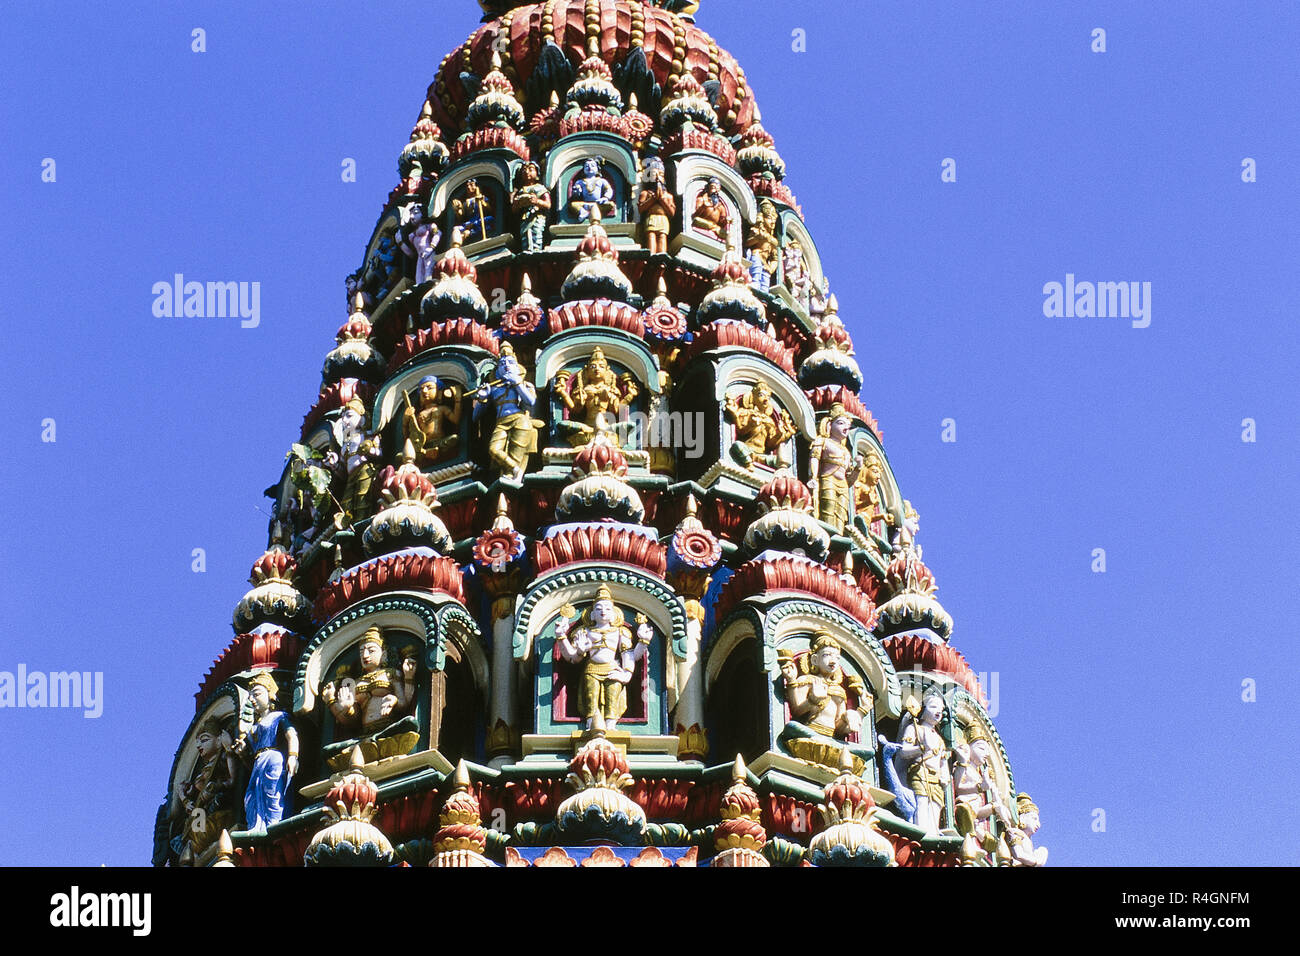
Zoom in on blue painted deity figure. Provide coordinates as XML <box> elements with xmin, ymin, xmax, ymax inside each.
<box><xmin>568</xmin><ymin>158</ymin><xmax>617</xmax><ymax>222</ymax></box>
<box><xmin>231</xmin><ymin>673</ymin><xmax>298</xmax><ymax>833</ymax></box>
<box><xmin>473</xmin><ymin>343</ymin><xmax>541</xmax><ymax>481</ymax></box>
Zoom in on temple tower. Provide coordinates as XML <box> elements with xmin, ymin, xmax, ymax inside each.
<box><xmin>155</xmin><ymin>0</ymin><xmax>1045</xmax><ymax>868</ymax></box>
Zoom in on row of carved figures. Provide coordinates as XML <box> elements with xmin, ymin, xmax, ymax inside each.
<box><xmin>279</xmin><ymin>346</ymin><xmax>890</xmax><ymax>553</ymax></box>
<box><xmin>396</xmin><ymin>156</ymin><xmax>816</xmax><ymax>304</ymax></box>
<box><xmin>169</xmin><ymin>625</ymin><xmax>1045</xmax><ymax>866</ymax></box>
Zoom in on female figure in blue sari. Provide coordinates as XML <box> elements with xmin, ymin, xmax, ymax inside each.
<box><xmin>232</xmin><ymin>672</ymin><xmax>299</xmax><ymax>833</ymax></box>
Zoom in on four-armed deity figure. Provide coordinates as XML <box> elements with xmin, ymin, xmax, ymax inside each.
<box><xmin>473</xmin><ymin>343</ymin><xmax>540</xmax><ymax>481</ymax></box>
<box><xmin>779</xmin><ymin>632</ymin><xmax>868</xmax><ymax>740</ymax></box>
<box><xmin>452</xmin><ymin>178</ymin><xmax>494</xmax><ymax>243</ymax></box>
<box><xmin>881</xmin><ymin>694</ymin><xmax>950</xmax><ymax>835</ymax></box>
<box><xmin>398</xmin><ymin>201</ymin><xmax>441</xmax><ymax>285</ymax></box>
<box><xmin>726</xmin><ymin>381</ymin><xmax>797</xmax><ymax>469</ymax></box>
<box><xmin>327</xmin><ymin>398</ymin><xmax>380</xmax><ymax>523</ymax></box>
<box><xmin>554</xmin><ymin>346</ymin><xmax>639</xmax><ymax>446</ymax></box>
<box><xmin>555</xmin><ymin>585</ymin><xmax>654</xmax><ymax>734</ymax></box>
<box><xmin>511</xmin><ymin>161</ymin><xmax>552</xmax><ymax>252</ymax></box>
<box><xmin>568</xmin><ymin>158</ymin><xmax>616</xmax><ymax>223</ymax></box>
<box><xmin>402</xmin><ymin>374</ymin><xmax>462</xmax><ymax>468</ymax></box>
<box><xmin>320</xmin><ymin>627</ymin><xmax>419</xmax><ymax>759</ymax></box>
<box><xmin>230</xmin><ymin>673</ymin><xmax>299</xmax><ymax>833</ymax></box>
<box><xmin>691</xmin><ymin>177</ymin><xmax>731</xmax><ymax>243</ymax></box>
<box><xmin>808</xmin><ymin>403</ymin><xmax>863</xmax><ymax>534</ymax></box>
<box><xmin>638</xmin><ymin>156</ymin><xmax>675</xmax><ymax>254</ymax></box>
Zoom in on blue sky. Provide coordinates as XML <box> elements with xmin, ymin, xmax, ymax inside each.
<box><xmin>1</xmin><ymin>0</ymin><xmax>1296</xmax><ymax>866</ymax></box>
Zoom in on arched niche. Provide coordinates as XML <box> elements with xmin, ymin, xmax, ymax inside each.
<box><xmin>156</xmin><ymin>682</ymin><xmax>254</xmax><ymax>865</ymax></box>
<box><xmin>513</xmin><ymin>566</ymin><xmax>687</xmax><ymax>738</ymax></box>
<box><xmin>295</xmin><ymin>593</ymin><xmax>487</xmax><ymax>727</ymax></box>
<box><xmin>545</xmin><ymin>133</ymin><xmax>638</xmax><ymax>224</ymax></box>
<box><xmin>674</xmin><ymin>153</ymin><xmax>757</xmax><ymax>228</ymax></box>
<box><xmin>534</xmin><ymin>327</ymin><xmax>661</xmax><ymax>397</ymax></box>
<box><xmin>708</xmin><ymin>598</ymin><xmax>902</xmax><ymax>721</ymax></box>
<box><xmin>433</xmin><ymin>158</ymin><xmax>511</xmax><ymax>245</ymax></box>
<box><xmin>951</xmin><ymin>689</ymin><xmax>1016</xmax><ymax>819</ymax></box>
<box><xmin>704</xmin><ymin>632</ymin><xmax>772</xmax><ymax>765</ymax></box>
<box><xmin>851</xmin><ymin>428</ymin><xmax>903</xmax><ymax>532</ymax></box>
<box><xmin>372</xmin><ymin>351</ymin><xmax>483</xmax><ymax>433</ymax></box>
<box><xmin>715</xmin><ymin>353</ymin><xmax>818</xmax><ymax>440</ymax></box>
<box><xmin>777</xmin><ymin>212</ymin><xmax>825</xmax><ymax>295</ymax></box>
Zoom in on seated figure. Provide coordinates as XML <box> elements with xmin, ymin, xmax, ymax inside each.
<box><xmin>320</xmin><ymin>627</ymin><xmax>420</xmax><ymax>769</ymax></box>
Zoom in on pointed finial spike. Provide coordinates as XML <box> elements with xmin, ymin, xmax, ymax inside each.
<box><xmin>839</xmin><ymin>746</ymin><xmax>855</xmax><ymax>774</ymax></box>
<box><xmin>629</xmin><ymin>91</ymin><xmax>638</xmax><ymax>111</ymax></box>
<box><xmin>496</xmin><ymin>493</ymin><xmax>508</xmax><ymax>516</ymax></box>
<box><xmin>453</xmin><ymin>759</ymin><xmax>472</xmax><ymax>791</ymax></box>
<box><xmin>656</xmin><ymin>274</ymin><xmax>668</xmax><ymax>296</ymax></box>
<box><xmin>685</xmin><ymin>493</ymin><xmax>698</xmax><ymax>517</ymax></box>
<box><xmin>520</xmin><ymin>272</ymin><xmax>532</xmax><ymax>293</ymax></box>
<box><xmin>550</xmin><ymin>89</ymin><xmax>560</xmax><ymax>107</ymax></box>
<box><xmin>491</xmin><ymin>48</ymin><xmax>503</xmax><ymax>71</ymax></box>
<box><xmin>731</xmin><ymin>754</ymin><xmax>747</xmax><ymax>784</ymax></box>
<box><xmin>349</xmin><ymin>744</ymin><xmax>367</xmax><ymax>771</ymax></box>
<box><xmin>400</xmin><ymin>438</ymin><xmax>417</xmax><ymax>465</ymax></box>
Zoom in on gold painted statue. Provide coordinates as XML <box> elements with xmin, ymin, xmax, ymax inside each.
<box><xmin>726</xmin><ymin>381</ymin><xmax>796</xmax><ymax>469</ymax></box>
<box><xmin>168</xmin><ymin>716</ymin><xmax>238</xmax><ymax>862</ymax></box>
<box><xmin>691</xmin><ymin>177</ymin><xmax>731</xmax><ymax>243</ymax></box>
<box><xmin>807</xmin><ymin>403</ymin><xmax>863</xmax><ymax>534</ymax></box>
<box><xmin>853</xmin><ymin>449</ymin><xmax>895</xmax><ymax>535</ymax></box>
<box><xmin>554</xmin><ymin>347</ymin><xmax>639</xmax><ymax>446</ymax></box>
<box><xmin>555</xmin><ymin>584</ymin><xmax>654</xmax><ymax>734</ymax></box>
<box><xmin>744</xmin><ymin>199</ymin><xmax>781</xmax><ymax>291</ymax></box>
<box><xmin>452</xmin><ymin>178</ymin><xmax>494</xmax><ymax>243</ymax></box>
<box><xmin>321</xmin><ymin>628</ymin><xmax>418</xmax><ymax>735</ymax></box>
<box><xmin>402</xmin><ymin>374</ymin><xmax>463</xmax><ymax>468</ymax></box>
<box><xmin>778</xmin><ymin>632</ymin><xmax>869</xmax><ymax>739</ymax></box>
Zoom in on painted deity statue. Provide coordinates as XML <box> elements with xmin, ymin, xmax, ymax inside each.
<box><xmin>402</xmin><ymin>374</ymin><xmax>462</xmax><ymax>468</ymax></box>
<box><xmin>568</xmin><ymin>158</ymin><xmax>616</xmax><ymax>223</ymax></box>
<box><xmin>880</xmin><ymin>694</ymin><xmax>950</xmax><ymax>835</ymax></box>
<box><xmin>511</xmin><ymin>161</ymin><xmax>551</xmax><ymax>252</ymax></box>
<box><xmin>782</xmin><ymin>236</ymin><xmax>811</xmax><ymax>309</ymax></box>
<box><xmin>808</xmin><ymin>403</ymin><xmax>863</xmax><ymax>534</ymax></box>
<box><xmin>554</xmin><ymin>346</ymin><xmax>639</xmax><ymax>446</ymax></box>
<box><xmin>327</xmin><ymin>398</ymin><xmax>380</xmax><ymax>523</ymax></box>
<box><xmin>744</xmin><ymin>199</ymin><xmax>781</xmax><ymax>291</ymax></box>
<box><xmin>691</xmin><ymin>177</ymin><xmax>731</xmax><ymax>243</ymax></box>
<box><xmin>169</xmin><ymin>716</ymin><xmax>238</xmax><ymax>860</ymax></box>
<box><xmin>726</xmin><ymin>381</ymin><xmax>797</xmax><ymax>469</ymax></box>
<box><xmin>638</xmin><ymin>156</ymin><xmax>676</xmax><ymax>254</ymax></box>
<box><xmin>398</xmin><ymin>202</ymin><xmax>441</xmax><ymax>285</ymax></box>
<box><xmin>853</xmin><ymin>450</ymin><xmax>894</xmax><ymax>536</ymax></box>
<box><xmin>999</xmin><ymin>793</ymin><xmax>1049</xmax><ymax>866</ymax></box>
<box><xmin>779</xmin><ymin>633</ymin><xmax>868</xmax><ymax>740</ymax></box>
<box><xmin>952</xmin><ymin>724</ymin><xmax>1004</xmax><ymax>861</ymax></box>
<box><xmin>473</xmin><ymin>343</ymin><xmax>541</xmax><ymax>481</ymax></box>
<box><xmin>321</xmin><ymin>628</ymin><xmax>419</xmax><ymax>738</ymax></box>
<box><xmin>230</xmin><ymin>673</ymin><xmax>299</xmax><ymax>833</ymax></box>
<box><xmin>452</xmin><ymin>179</ymin><xmax>494</xmax><ymax>243</ymax></box>
<box><xmin>555</xmin><ymin>585</ymin><xmax>654</xmax><ymax>734</ymax></box>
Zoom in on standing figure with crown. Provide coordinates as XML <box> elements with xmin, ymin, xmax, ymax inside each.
<box><xmin>555</xmin><ymin>585</ymin><xmax>654</xmax><ymax>734</ymax></box>
<box><xmin>231</xmin><ymin>672</ymin><xmax>299</xmax><ymax>833</ymax></box>
<box><xmin>473</xmin><ymin>343</ymin><xmax>541</xmax><ymax>482</ymax></box>
<box><xmin>808</xmin><ymin>403</ymin><xmax>863</xmax><ymax>534</ymax></box>
<box><xmin>327</xmin><ymin>397</ymin><xmax>380</xmax><ymax>523</ymax></box>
